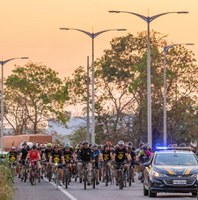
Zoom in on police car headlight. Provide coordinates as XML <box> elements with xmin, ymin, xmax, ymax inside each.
<box><xmin>151</xmin><ymin>171</ymin><xmax>167</xmax><ymax>178</ymax></box>
<box><xmin>191</xmin><ymin>174</ymin><xmax>198</xmax><ymax>179</ymax></box>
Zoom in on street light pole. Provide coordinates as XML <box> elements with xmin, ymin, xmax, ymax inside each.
<box><xmin>86</xmin><ymin>56</ymin><xmax>90</xmax><ymax>142</ymax></box>
<box><xmin>163</xmin><ymin>43</ymin><xmax>194</xmax><ymax>146</ymax></box>
<box><xmin>59</xmin><ymin>28</ymin><xmax>126</xmax><ymax>144</ymax></box>
<box><xmin>0</xmin><ymin>57</ymin><xmax>29</xmax><ymax>150</ymax></box>
<box><xmin>109</xmin><ymin>10</ymin><xmax>189</xmax><ymax>148</ymax></box>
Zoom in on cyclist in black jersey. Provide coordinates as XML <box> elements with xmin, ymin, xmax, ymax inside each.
<box><xmin>112</xmin><ymin>141</ymin><xmax>131</xmax><ymax>185</ymax></box>
<box><xmin>101</xmin><ymin>144</ymin><xmax>113</xmax><ymax>181</ymax></box>
<box><xmin>49</xmin><ymin>144</ymin><xmax>65</xmax><ymax>186</ymax></box>
<box><xmin>77</xmin><ymin>140</ymin><xmax>94</xmax><ymax>185</ymax></box>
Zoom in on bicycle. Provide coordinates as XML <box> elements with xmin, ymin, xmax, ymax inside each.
<box><xmin>52</xmin><ymin>163</ymin><xmax>62</xmax><ymax>189</ymax></box>
<box><xmin>117</xmin><ymin>162</ymin><xmax>128</xmax><ymax>190</ymax></box>
<box><xmin>21</xmin><ymin>161</ymin><xmax>29</xmax><ymax>183</ymax></box>
<box><xmin>92</xmin><ymin>162</ymin><xmax>96</xmax><ymax>189</ymax></box>
<box><xmin>29</xmin><ymin>160</ymin><xmax>39</xmax><ymax>186</ymax></box>
<box><xmin>128</xmin><ymin>163</ymin><xmax>133</xmax><ymax>187</ymax></box>
<box><xmin>63</xmin><ymin>162</ymin><xmax>71</xmax><ymax>189</ymax></box>
<box><xmin>82</xmin><ymin>161</ymin><xmax>89</xmax><ymax>190</ymax></box>
<box><xmin>9</xmin><ymin>161</ymin><xmax>17</xmax><ymax>177</ymax></box>
<box><xmin>104</xmin><ymin>162</ymin><xmax>113</xmax><ymax>186</ymax></box>
<box><xmin>46</xmin><ymin>162</ymin><xmax>53</xmax><ymax>182</ymax></box>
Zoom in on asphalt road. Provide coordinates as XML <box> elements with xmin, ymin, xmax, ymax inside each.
<box><xmin>14</xmin><ymin>177</ymin><xmax>197</xmax><ymax>200</ymax></box>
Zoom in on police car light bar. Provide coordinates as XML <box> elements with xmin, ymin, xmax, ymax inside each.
<box><xmin>156</xmin><ymin>147</ymin><xmax>168</xmax><ymax>150</ymax></box>
<box><xmin>156</xmin><ymin>146</ymin><xmax>192</xmax><ymax>151</ymax></box>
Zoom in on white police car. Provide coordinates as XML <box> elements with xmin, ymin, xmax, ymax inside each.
<box><xmin>143</xmin><ymin>147</ymin><xmax>198</xmax><ymax>197</ymax></box>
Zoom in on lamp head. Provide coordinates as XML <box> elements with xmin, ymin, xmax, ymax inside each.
<box><xmin>185</xmin><ymin>43</ymin><xmax>194</xmax><ymax>46</ymax></box>
<box><xmin>109</xmin><ymin>10</ymin><xmax>120</xmax><ymax>13</ymax></box>
<box><xmin>117</xmin><ymin>29</ymin><xmax>127</xmax><ymax>31</ymax></box>
<box><xmin>177</xmin><ymin>11</ymin><xmax>189</xmax><ymax>14</ymax></box>
<box><xmin>59</xmin><ymin>28</ymin><xmax>70</xmax><ymax>30</ymax></box>
<box><xmin>21</xmin><ymin>57</ymin><xmax>29</xmax><ymax>59</ymax></box>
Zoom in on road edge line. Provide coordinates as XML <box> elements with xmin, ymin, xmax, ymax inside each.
<box><xmin>44</xmin><ymin>177</ymin><xmax>78</xmax><ymax>200</ymax></box>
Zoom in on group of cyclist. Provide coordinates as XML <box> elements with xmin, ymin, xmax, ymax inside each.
<box><xmin>7</xmin><ymin>140</ymin><xmax>153</xmax><ymax>187</ymax></box>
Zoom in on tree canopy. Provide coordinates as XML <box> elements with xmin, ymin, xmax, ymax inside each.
<box><xmin>65</xmin><ymin>31</ymin><xmax>198</xmax><ymax>146</ymax></box>
<box><xmin>4</xmin><ymin>63</ymin><xmax>69</xmax><ymax>134</ymax></box>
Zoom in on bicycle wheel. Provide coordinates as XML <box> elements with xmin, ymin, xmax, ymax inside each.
<box><xmin>48</xmin><ymin>167</ymin><xmax>52</xmax><ymax>182</ymax></box>
<box><xmin>37</xmin><ymin>169</ymin><xmax>41</xmax><ymax>183</ymax></box>
<box><xmin>23</xmin><ymin>167</ymin><xmax>28</xmax><ymax>183</ymax></box>
<box><xmin>64</xmin><ymin>168</ymin><xmax>69</xmax><ymax>189</ymax></box>
<box><xmin>111</xmin><ymin>168</ymin><xmax>115</xmax><ymax>185</ymax></box>
<box><xmin>55</xmin><ymin>172</ymin><xmax>59</xmax><ymax>188</ymax></box>
<box><xmin>105</xmin><ymin>168</ymin><xmax>110</xmax><ymax>186</ymax></box>
<box><xmin>83</xmin><ymin>169</ymin><xmax>87</xmax><ymax>190</ymax></box>
<box><xmin>119</xmin><ymin>170</ymin><xmax>123</xmax><ymax>190</ymax></box>
<box><xmin>123</xmin><ymin>170</ymin><xmax>127</xmax><ymax>187</ymax></box>
<box><xmin>92</xmin><ymin>168</ymin><xmax>96</xmax><ymax>189</ymax></box>
<box><xmin>128</xmin><ymin>168</ymin><xmax>132</xmax><ymax>187</ymax></box>
<box><xmin>30</xmin><ymin>169</ymin><xmax>35</xmax><ymax>186</ymax></box>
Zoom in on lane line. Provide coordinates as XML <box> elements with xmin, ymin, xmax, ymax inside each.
<box><xmin>44</xmin><ymin>177</ymin><xmax>78</xmax><ymax>200</ymax></box>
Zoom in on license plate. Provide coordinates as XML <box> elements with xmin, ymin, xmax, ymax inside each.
<box><xmin>173</xmin><ymin>180</ymin><xmax>187</xmax><ymax>184</ymax></box>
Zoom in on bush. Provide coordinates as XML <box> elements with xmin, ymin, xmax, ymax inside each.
<box><xmin>0</xmin><ymin>163</ymin><xmax>14</xmax><ymax>200</ymax></box>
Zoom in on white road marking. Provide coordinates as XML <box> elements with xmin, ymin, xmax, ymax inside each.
<box><xmin>44</xmin><ymin>177</ymin><xmax>78</xmax><ymax>200</ymax></box>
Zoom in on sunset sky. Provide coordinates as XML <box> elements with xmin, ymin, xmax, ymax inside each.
<box><xmin>0</xmin><ymin>0</ymin><xmax>197</xmax><ymax>78</ymax></box>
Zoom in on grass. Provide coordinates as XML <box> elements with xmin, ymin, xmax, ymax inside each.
<box><xmin>0</xmin><ymin>162</ymin><xmax>14</xmax><ymax>200</ymax></box>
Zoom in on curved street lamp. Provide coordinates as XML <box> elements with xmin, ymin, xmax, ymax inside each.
<box><xmin>109</xmin><ymin>10</ymin><xmax>189</xmax><ymax>148</ymax></box>
<box><xmin>163</xmin><ymin>43</ymin><xmax>194</xmax><ymax>146</ymax></box>
<box><xmin>0</xmin><ymin>57</ymin><xmax>29</xmax><ymax>150</ymax></box>
<box><xmin>59</xmin><ymin>28</ymin><xmax>127</xmax><ymax>144</ymax></box>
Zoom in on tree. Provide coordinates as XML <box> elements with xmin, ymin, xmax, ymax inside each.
<box><xmin>4</xmin><ymin>62</ymin><xmax>69</xmax><ymax>134</ymax></box>
<box><xmin>65</xmin><ymin>31</ymin><xmax>198</xmax><ymax>145</ymax></box>
<box><xmin>68</xmin><ymin>127</ymin><xmax>87</xmax><ymax>145</ymax></box>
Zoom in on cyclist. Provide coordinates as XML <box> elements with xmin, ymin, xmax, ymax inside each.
<box><xmin>43</xmin><ymin>143</ymin><xmax>52</xmax><ymax>161</ymax></box>
<box><xmin>92</xmin><ymin>144</ymin><xmax>102</xmax><ymax>185</ymax></box>
<box><xmin>77</xmin><ymin>140</ymin><xmax>94</xmax><ymax>185</ymax></box>
<box><xmin>26</xmin><ymin>144</ymin><xmax>41</xmax><ymax>160</ymax></box>
<box><xmin>138</xmin><ymin>144</ymin><xmax>151</xmax><ymax>163</ymax></box>
<box><xmin>127</xmin><ymin>143</ymin><xmax>137</xmax><ymax>182</ymax></box>
<box><xmin>112</xmin><ymin>140</ymin><xmax>131</xmax><ymax>185</ymax></box>
<box><xmin>49</xmin><ymin>144</ymin><xmax>65</xmax><ymax>186</ymax></box>
<box><xmin>8</xmin><ymin>146</ymin><xmax>18</xmax><ymax>175</ymax></box>
<box><xmin>137</xmin><ymin>144</ymin><xmax>152</xmax><ymax>181</ymax></box>
<box><xmin>26</xmin><ymin>144</ymin><xmax>41</xmax><ymax>175</ymax></box>
<box><xmin>42</xmin><ymin>143</ymin><xmax>53</xmax><ymax>178</ymax></box>
<box><xmin>18</xmin><ymin>142</ymin><xmax>29</xmax><ymax>179</ymax></box>
<box><xmin>9</xmin><ymin>146</ymin><xmax>18</xmax><ymax>163</ymax></box>
<box><xmin>101</xmin><ymin>144</ymin><xmax>113</xmax><ymax>182</ymax></box>
<box><xmin>62</xmin><ymin>143</ymin><xmax>76</xmax><ymax>176</ymax></box>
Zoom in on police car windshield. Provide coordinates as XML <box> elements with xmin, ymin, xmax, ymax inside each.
<box><xmin>154</xmin><ymin>153</ymin><xmax>198</xmax><ymax>166</ymax></box>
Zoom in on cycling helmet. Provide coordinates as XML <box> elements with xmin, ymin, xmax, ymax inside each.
<box><xmin>65</xmin><ymin>143</ymin><xmax>70</xmax><ymax>149</ymax></box>
<box><xmin>143</xmin><ymin>145</ymin><xmax>148</xmax><ymax>150</ymax></box>
<box><xmin>82</xmin><ymin>140</ymin><xmax>89</xmax><ymax>145</ymax></box>
<box><xmin>128</xmin><ymin>142</ymin><xmax>133</xmax><ymax>146</ymax></box>
<box><xmin>104</xmin><ymin>144</ymin><xmax>109</xmax><ymax>149</ymax></box>
<box><xmin>23</xmin><ymin>141</ymin><xmax>27</xmax><ymax>146</ymax></box>
<box><xmin>46</xmin><ymin>143</ymin><xmax>52</xmax><ymax>148</ymax></box>
<box><xmin>179</xmin><ymin>143</ymin><xmax>186</xmax><ymax>147</ymax></box>
<box><xmin>92</xmin><ymin>143</ymin><xmax>98</xmax><ymax>147</ymax></box>
<box><xmin>118</xmin><ymin>140</ymin><xmax>125</xmax><ymax>145</ymax></box>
